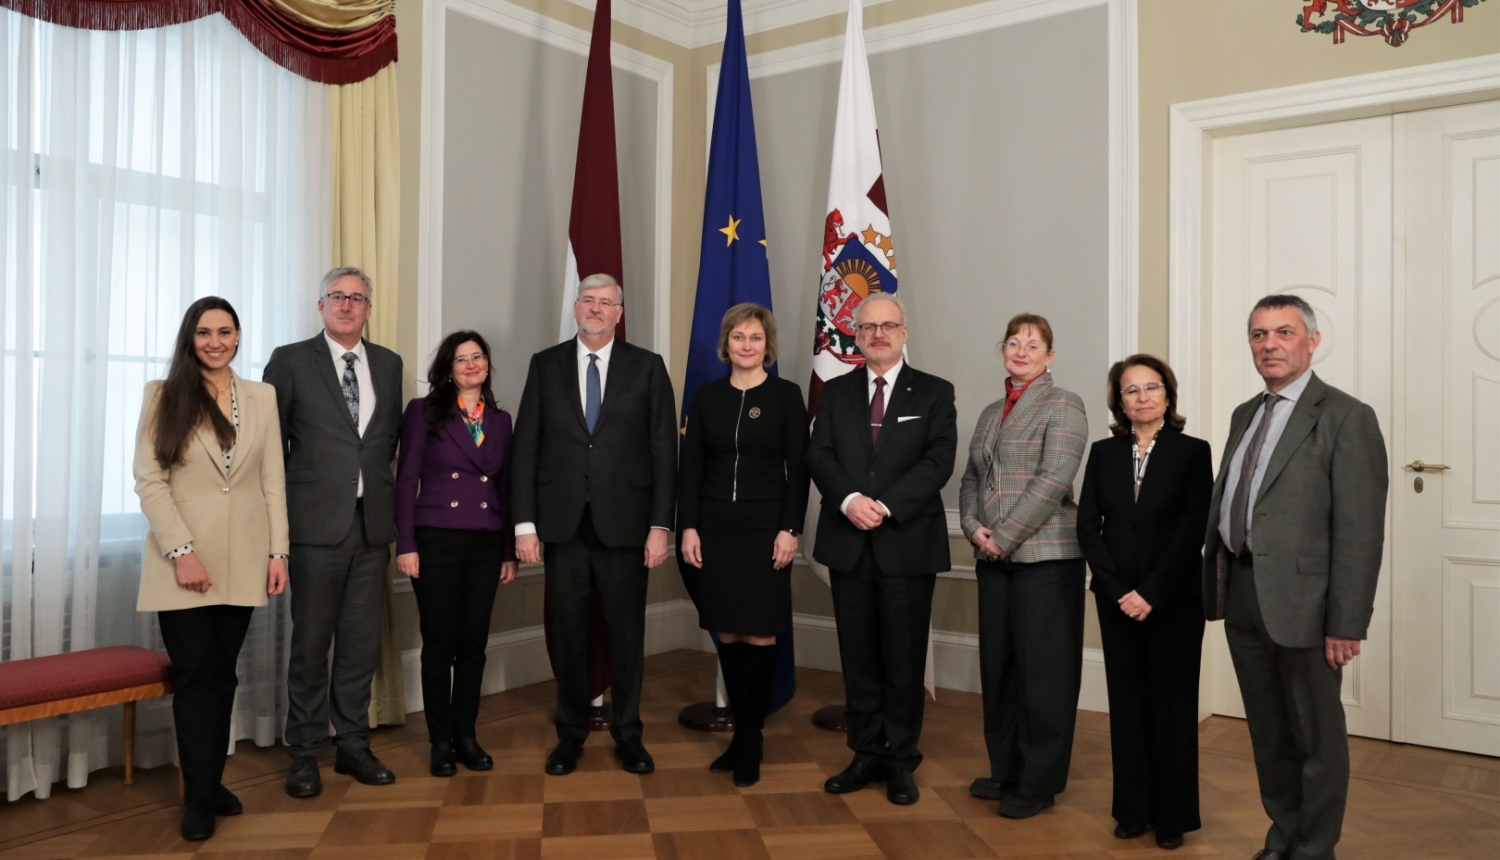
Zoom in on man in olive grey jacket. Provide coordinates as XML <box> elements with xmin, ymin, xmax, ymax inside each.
<box><xmin>1203</xmin><ymin>294</ymin><xmax>1387</xmax><ymax>860</ymax></box>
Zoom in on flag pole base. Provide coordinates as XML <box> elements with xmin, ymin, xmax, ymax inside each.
<box><xmin>589</xmin><ymin>703</ymin><xmax>611</xmax><ymax>732</ymax></box>
<box><xmin>811</xmin><ymin>705</ymin><xmax>848</xmax><ymax>732</ymax></box>
<box><xmin>677</xmin><ymin>702</ymin><xmax>735</xmax><ymax>732</ymax></box>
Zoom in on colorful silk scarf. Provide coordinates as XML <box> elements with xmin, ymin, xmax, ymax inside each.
<box><xmin>459</xmin><ymin>397</ymin><xmax>485</xmax><ymax>446</ymax></box>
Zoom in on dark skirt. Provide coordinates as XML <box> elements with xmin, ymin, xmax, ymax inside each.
<box><xmin>695</xmin><ymin>498</ymin><xmax>789</xmax><ymax>636</ymax></box>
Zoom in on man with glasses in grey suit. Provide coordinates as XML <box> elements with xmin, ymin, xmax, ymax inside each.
<box><xmin>1204</xmin><ymin>294</ymin><xmax>1388</xmax><ymax>860</ymax></box>
<box><xmin>265</xmin><ymin>267</ymin><xmax>405</xmax><ymax>797</ymax></box>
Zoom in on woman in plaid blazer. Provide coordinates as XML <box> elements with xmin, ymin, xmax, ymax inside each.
<box><xmin>959</xmin><ymin>313</ymin><xmax>1089</xmax><ymax>820</ymax></box>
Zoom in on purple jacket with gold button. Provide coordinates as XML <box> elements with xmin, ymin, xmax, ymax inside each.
<box><xmin>395</xmin><ymin>397</ymin><xmax>515</xmax><ymax>560</ymax></box>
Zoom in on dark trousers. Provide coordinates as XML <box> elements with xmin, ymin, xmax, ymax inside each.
<box><xmin>1226</xmin><ymin>555</ymin><xmax>1349</xmax><ymax>860</ymax></box>
<box><xmin>977</xmin><ymin>557</ymin><xmax>1086</xmax><ymax>798</ymax></box>
<box><xmin>410</xmin><ymin>527</ymin><xmax>504</xmax><ymax>744</ymax></box>
<box><xmin>829</xmin><ymin>540</ymin><xmax>936</xmax><ymax>774</ymax></box>
<box><xmin>545</xmin><ymin>507</ymin><xmax>649</xmax><ymax>744</ymax></box>
<box><xmin>284</xmin><ymin>505</ymin><xmax>390</xmax><ymax>759</ymax></box>
<box><xmin>1096</xmin><ymin>591</ymin><xmax>1204</xmax><ymax>834</ymax></box>
<box><xmin>157</xmin><ymin>604</ymin><xmax>254</xmax><ymax>812</ymax></box>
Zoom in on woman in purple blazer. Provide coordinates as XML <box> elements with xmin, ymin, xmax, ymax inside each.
<box><xmin>396</xmin><ymin>330</ymin><xmax>517</xmax><ymax>777</ymax></box>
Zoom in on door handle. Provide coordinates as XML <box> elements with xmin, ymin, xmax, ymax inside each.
<box><xmin>1406</xmin><ymin>460</ymin><xmax>1451</xmax><ymax>473</ymax></box>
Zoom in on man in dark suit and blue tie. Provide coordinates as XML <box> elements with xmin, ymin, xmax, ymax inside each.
<box><xmin>511</xmin><ymin>273</ymin><xmax>678</xmax><ymax>776</ymax></box>
<box><xmin>265</xmin><ymin>266</ymin><xmax>405</xmax><ymax>797</ymax></box>
<box><xmin>1204</xmin><ymin>294</ymin><xmax>1388</xmax><ymax>860</ymax></box>
<box><xmin>807</xmin><ymin>292</ymin><xmax>958</xmax><ymax>806</ymax></box>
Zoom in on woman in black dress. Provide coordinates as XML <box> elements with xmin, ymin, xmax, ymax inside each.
<box><xmin>679</xmin><ymin>303</ymin><xmax>809</xmax><ymax>788</ymax></box>
<box><xmin>1076</xmin><ymin>355</ymin><xmax>1212</xmax><ymax>851</ymax></box>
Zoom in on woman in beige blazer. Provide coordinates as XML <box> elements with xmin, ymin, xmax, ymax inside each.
<box><xmin>133</xmin><ymin>297</ymin><xmax>289</xmax><ymax>842</ymax></box>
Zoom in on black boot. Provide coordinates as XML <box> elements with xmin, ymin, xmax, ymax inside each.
<box><xmin>709</xmin><ymin>641</ymin><xmax>746</xmax><ymax>774</ymax></box>
<box><xmin>732</xmin><ymin>643</ymin><xmax>777</xmax><ymax>787</ymax></box>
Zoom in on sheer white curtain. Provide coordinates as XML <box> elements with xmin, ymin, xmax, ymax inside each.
<box><xmin>0</xmin><ymin>10</ymin><xmax>329</xmax><ymax>801</ymax></box>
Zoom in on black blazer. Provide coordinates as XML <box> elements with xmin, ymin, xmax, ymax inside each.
<box><xmin>1076</xmin><ymin>428</ymin><xmax>1212</xmax><ymax>609</ymax></box>
<box><xmin>510</xmin><ymin>338</ymin><xmax>677</xmax><ymax>547</ymax></box>
<box><xmin>807</xmin><ymin>364</ymin><xmax>958</xmax><ymax>576</ymax></box>
<box><xmin>263</xmin><ymin>334</ymin><xmax>404</xmax><ymax>546</ymax></box>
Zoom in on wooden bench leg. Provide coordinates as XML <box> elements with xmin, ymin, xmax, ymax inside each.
<box><xmin>123</xmin><ymin>701</ymin><xmax>135</xmax><ymax>786</ymax></box>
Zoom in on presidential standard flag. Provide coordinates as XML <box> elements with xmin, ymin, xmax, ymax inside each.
<box><xmin>804</xmin><ymin>0</ymin><xmax>935</xmax><ymax>698</ymax></box>
<box><xmin>679</xmin><ymin>0</ymin><xmax>796</xmax><ymax>713</ymax></box>
<box><xmin>545</xmin><ymin>0</ymin><xmax>621</xmax><ymax>704</ymax></box>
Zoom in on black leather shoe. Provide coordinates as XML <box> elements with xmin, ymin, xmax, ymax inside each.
<box><xmin>334</xmin><ymin>748</ymin><xmax>396</xmax><ymax>785</ymax></box>
<box><xmin>545</xmin><ymin>738</ymin><xmax>584</xmax><ymax>776</ymax></box>
<box><xmin>886</xmin><ymin>769</ymin><xmax>920</xmax><ymax>805</ymax></box>
<box><xmin>998</xmin><ymin>793</ymin><xmax>1055</xmax><ymax>819</ymax></box>
<box><xmin>1113</xmin><ymin>822</ymin><xmax>1147</xmax><ymax>839</ymax></box>
<box><xmin>213</xmin><ymin>784</ymin><xmax>243</xmax><ymax>816</ymax></box>
<box><xmin>968</xmin><ymin>777</ymin><xmax>1016</xmax><ymax>800</ymax></box>
<box><xmin>1156</xmin><ymin>832</ymin><xmax>1184</xmax><ymax>850</ymax></box>
<box><xmin>181</xmin><ymin>805</ymin><xmax>216</xmax><ymax>841</ymax></box>
<box><xmin>285</xmin><ymin>756</ymin><xmax>322</xmax><ymax>798</ymax></box>
<box><xmin>454</xmin><ymin>738</ymin><xmax>493</xmax><ymax>771</ymax></box>
<box><xmin>430</xmin><ymin>743</ymin><xmax>457</xmax><ymax>777</ymax></box>
<box><xmin>1249</xmin><ymin>851</ymin><xmax>1284</xmax><ymax>860</ymax></box>
<box><xmin>823</xmin><ymin>758</ymin><xmax>884</xmax><ymax>794</ymax></box>
<box><xmin>614</xmin><ymin>739</ymin><xmax>655</xmax><ymax>774</ymax></box>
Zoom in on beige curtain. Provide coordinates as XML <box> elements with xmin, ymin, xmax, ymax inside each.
<box><xmin>331</xmin><ymin>63</ymin><xmax>400</xmax><ymax>349</ymax></box>
<box><xmin>328</xmin><ymin>63</ymin><xmax>405</xmax><ymax>725</ymax></box>
<box><xmin>270</xmin><ymin>0</ymin><xmax>395</xmax><ymax>31</ymax></box>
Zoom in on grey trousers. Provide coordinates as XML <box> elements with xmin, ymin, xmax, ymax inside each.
<box><xmin>284</xmin><ymin>509</ymin><xmax>390</xmax><ymax>759</ymax></box>
<box><xmin>1225</xmin><ymin>555</ymin><xmax>1349</xmax><ymax>860</ymax></box>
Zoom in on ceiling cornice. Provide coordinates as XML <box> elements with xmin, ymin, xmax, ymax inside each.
<box><xmin>566</xmin><ymin>0</ymin><xmax>898</xmax><ymax>49</ymax></box>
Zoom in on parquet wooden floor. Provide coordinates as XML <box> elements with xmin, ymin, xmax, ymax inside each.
<box><xmin>2</xmin><ymin>650</ymin><xmax>1497</xmax><ymax>859</ymax></box>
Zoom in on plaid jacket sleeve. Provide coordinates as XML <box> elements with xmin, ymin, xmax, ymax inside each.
<box><xmin>959</xmin><ymin>401</ymin><xmax>1004</xmax><ymax>541</ymax></box>
<box><xmin>991</xmin><ymin>390</ymin><xmax>1088</xmax><ymax>557</ymax></box>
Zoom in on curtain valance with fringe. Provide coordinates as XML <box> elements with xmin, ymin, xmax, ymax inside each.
<box><xmin>0</xmin><ymin>0</ymin><xmax>396</xmax><ymax>83</ymax></box>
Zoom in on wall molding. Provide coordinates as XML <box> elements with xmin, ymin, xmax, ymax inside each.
<box><xmin>571</xmin><ymin>0</ymin><xmax>902</xmax><ymax>49</ymax></box>
<box><xmin>401</xmin><ymin>598</ymin><xmax>1109</xmax><ymax>715</ymax></box>
<box><xmin>417</xmin><ymin>0</ymin><xmax>675</xmax><ymax>381</ymax></box>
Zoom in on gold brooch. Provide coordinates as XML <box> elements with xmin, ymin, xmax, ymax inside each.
<box><xmin>748</xmin><ymin>407</ymin><xmax>762</xmax><ymax>419</ymax></box>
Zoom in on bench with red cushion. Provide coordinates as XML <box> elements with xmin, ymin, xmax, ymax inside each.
<box><xmin>0</xmin><ymin>646</ymin><xmax>174</xmax><ymax>785</ymax></box>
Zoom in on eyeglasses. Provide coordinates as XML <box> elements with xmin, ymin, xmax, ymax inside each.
<box><xmin>856</xmin><ymin>322</ymin><xmax>905</xmax><ymax>335</ymax></box>
<box><xmin>1122</xmin><ymin>382</ymin><xmax>1167</xmax><ymax>398</ymax></box>
<box><xmin>324</xmin><ymin>291</ymin><xmax>371</xmax><ymax>307</ymax></box>
<box><xmin>1004</xmin><ymin>340</ymin><xmax>1046</xmax><ymax>354</ymax></box>
<box><xmin>454</xmin><ymin>353</ymin><xmax>489</xmax><ymax>368</ymax></box>
<box><xmin>577</xmin><ymin>297</ymin><xmax>619</xmax><ymax>309</ymax></box>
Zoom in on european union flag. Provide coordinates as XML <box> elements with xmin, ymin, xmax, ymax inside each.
<box><xmin>680</xmin><ymin>0</ymin><xmax>795</xmax><ymax>713</ymax></box>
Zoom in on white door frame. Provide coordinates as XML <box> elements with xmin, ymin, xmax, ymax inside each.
<box><xmin>1167</xmin><ymin>53</ymin><xmax>1500</xmax><ymax>736</ymax></box>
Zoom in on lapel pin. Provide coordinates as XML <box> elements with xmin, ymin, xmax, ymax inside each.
<box><xmin>748</xmin><ymin>407</ymin><xmax>762</xmax><ymax>419</ymax></box>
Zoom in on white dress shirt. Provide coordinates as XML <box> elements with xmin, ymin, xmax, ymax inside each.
<box><xmin>1218</xmin><ymin>367</ymin><xmax>1313</xmax><ymax>551</ymax></box>
<box><xmin>325</xmin><ymin>331</ymin><xmax>375</xmax><ymax>498</ymax></box>
<box><xmin>840</xmin><ymin>359</ymin><xmax>904</xmax><ymax>517</ymax></box>
<box><xmin>516</xmin><ymin>337</ymin><xmax>664</xmax><ymax>538</ymax></box>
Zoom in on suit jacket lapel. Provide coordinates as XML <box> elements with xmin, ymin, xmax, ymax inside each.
<box><xmin>1255</xmin><ymin>374</ymin><xmax>1325</xmax><ymax>504</ymax></box>
<box><xmin>313</xmin><ymin>334</ymin><xmax>360</xmax><ymax>435</ymax></box>
<box><xmin>562</xmin><ymin>341</ymin><xmax>589</xmax><ymax>432</ymax></box>
<box><xmin>226</xmin><ymin>374</ymin><xmax>255</xmax><ymax>480</ymax></box>
<box><xmin>592</xmin><ymin>342</ymin><xmax>627</xmax><ymax>436</ymax></box>
<box><xmin>853</xmin><ymin>371</ymin><xmax>875</xmax><ymax>460</ymax></box>
<box><xmin>872</xmin><ymin>367</ymin><xmax>914</xmax><ymax>457</ymax></box>
<box><xmin>997</xmin><ymin>374</ymin><xmax>1053</xmax><ymax>443</ymax></box>
<box><xmin>1209</xmin><ymin>395</ymin><xmax>1260</xmax><ymax>518</ymax></box>
<box><xmin>196</xmin><ymin>426</ymin><xmax>227</xmax><ymax>479</ymax></box>
<box><xmin>445</xmin><ymin>413</ymin><xmax>488</xmax><ymax>470</ymax></box>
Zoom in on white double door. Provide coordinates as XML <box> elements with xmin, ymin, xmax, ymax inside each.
<box><xmin>1208</xmin><ymin>100</ymin><xmax>1500</xmax><ymax>755</ymax></box>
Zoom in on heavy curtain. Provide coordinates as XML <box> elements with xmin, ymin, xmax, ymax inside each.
<box><xmin>0</xmin><ymin>9</ymin><xmax>331</xmax><ymax>801</ymax></box>
<box><xmin>0</xmin><ymin>0</ymin><xmax>398</xmax><ymax>84</ymax></box>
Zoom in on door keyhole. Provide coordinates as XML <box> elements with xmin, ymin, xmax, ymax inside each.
<box><xmin>1414</xmin><ymin>476</ymin><xmax>1424</xmax><ymax>493</ymax></box>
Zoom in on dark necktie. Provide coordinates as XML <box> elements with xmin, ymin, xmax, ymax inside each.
<box><xmin>341</xmin><ymin>352</ymin><xmax>360</xmax><ymax>426</ymax></box>
<box><xmin>585</xmin><ymin>353</ymin><xmax>601</xmax><ymax>433</ymax></box>
<box><xmin>1228</xmin><ymin>392</ymin><xmax>1282</xmax><ymax>554</ymax></box>
<box><xmin>870</xmin><ymin>376</ymin><xmax>887</xmax><ymax>443</ymax></box>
